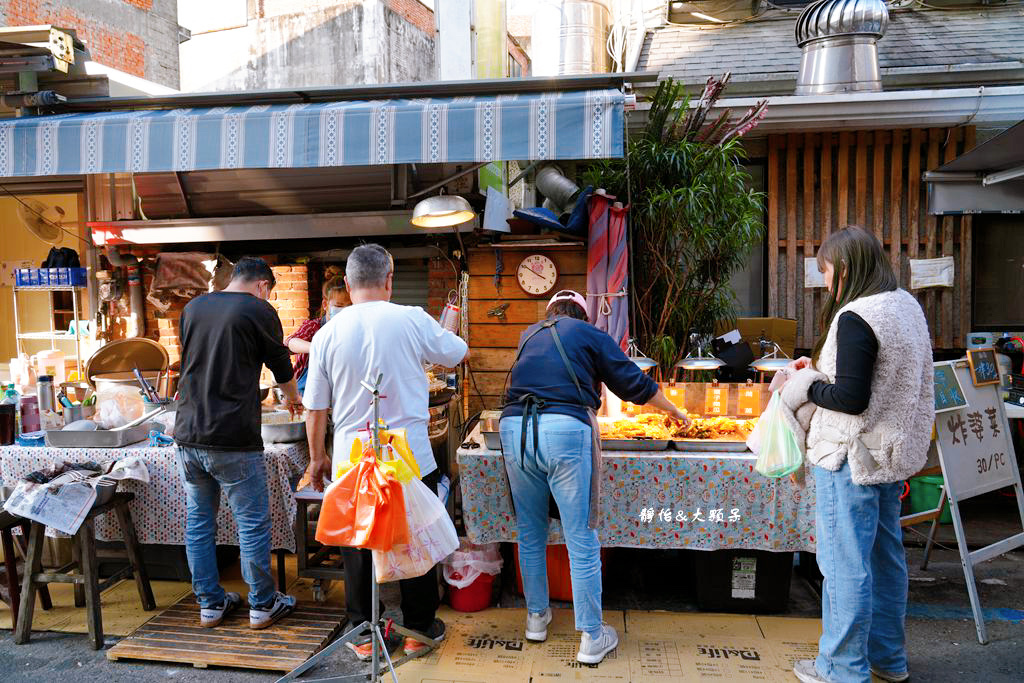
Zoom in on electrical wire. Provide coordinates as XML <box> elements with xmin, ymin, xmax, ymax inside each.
<box><xmin>0</xmin><ymin>182</ymin><xmax>88</xmax><ymax>244</ymax></box>
<box><xmin>903</xmin><ymin>524</ymin><xmax>960</xmax><ymax>554</ymax></box>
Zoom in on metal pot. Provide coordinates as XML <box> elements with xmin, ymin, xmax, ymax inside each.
<box><xmin>261</xmin><ymin>410</ymin><xmax>306</xmax><ymax>444</ymax></box>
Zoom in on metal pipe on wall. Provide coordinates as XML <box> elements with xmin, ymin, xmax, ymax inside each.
<box><xmin>104</xmin><ymin>247</ymin><xmax>145</xmax><ymax>339</ymax></box>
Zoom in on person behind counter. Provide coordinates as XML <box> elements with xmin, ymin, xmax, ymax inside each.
<box><xmin>286</xmin><ymin>275</ymin><xmax>351</xmax><ymax>395</ymax></box>
<box><xmin>777</xmin><ymin>227</ymin><xmax>933</xmax><ymax>683</ymax></box>
<box><xmin>500</xmin><ymin>290</ymin><xmax>689</xmax><ymax>666</ymax></box>
<box><xmin>303</xmin><ymin>244</ymin><xmax>469</xmax><ymax>661</ymax></box>
<box><xmin>175</xmin><ymin>256</ymin><xmax>304</xmax><ymax>631</ymax></box>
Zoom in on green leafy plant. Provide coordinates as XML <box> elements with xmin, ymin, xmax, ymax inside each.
<box><xmin>584</xmin><ymin>75</ymin><xmax>766</xmax><ymax>370</ymax></box>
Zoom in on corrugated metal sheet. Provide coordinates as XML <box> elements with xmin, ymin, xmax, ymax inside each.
<box><xmin>134</xmin><ymin>164</ymin><xmax>464</xmax><ymax>219</ymax></box>
<box><xmin>391</xmin><ymin>258</ymin><xmax>428</xmax><ymax>309</ymax></box>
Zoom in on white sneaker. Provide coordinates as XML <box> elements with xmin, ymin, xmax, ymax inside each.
<box><xmin>577</xmin><ymin>624</ymin><xmax>618</xmax><ymax>665</ymax></box>
<box><xmin>249</xmin><ymin>592</ymin><xmax>296</xmax><ymax>630</ymax></box>
<box><xmin>199</xmin><ymin>591</ymin><xmax>241</xmax><ymax>628</ymax></box>
<box><xmin>793</xmin><ymin>659</ymin><xmax>828</xmax><ymax>683</ymax></box>
<box><xmin>525</xmin><ymin>608</ymin><xmax>552</xmax><ymax>642</ymax></box>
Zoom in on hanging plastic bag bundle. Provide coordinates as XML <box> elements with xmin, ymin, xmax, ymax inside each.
<box><xmin>316</xmin><ymin>439</ymin><xmax>409</xmax><ymax>551</ymax></box>
<box><xmin>372</xmin><ymin>445</ymin><xmax>459</xmax><ymax>582</ymax></box>
<box><xmin>750</xmin><ymin>392</ymin><xmax>803</xmax><ymax>478</ymax></box>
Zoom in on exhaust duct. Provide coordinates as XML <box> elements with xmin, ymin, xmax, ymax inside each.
<box><xmin>533</xmin><ymin>1</ymin><xmax>612</xmax><ymax>76</ymax></box>
<box><xmin>795</xmin><ymin>0</ymin><xmax>889</xmax><ymax>95</ymax></box>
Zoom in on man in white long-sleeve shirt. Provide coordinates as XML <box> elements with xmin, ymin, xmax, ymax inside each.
<box><xmin>302</xmin><ymin>243</ymin><xmax>468</xmax><ymax>661</ymax></box>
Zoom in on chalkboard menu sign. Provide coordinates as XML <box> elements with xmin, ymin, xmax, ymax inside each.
<box><xmin>934</xmin><ymin>363</ymin><xmax>968</xmax><ymax>413</ymax></box>
<box><xmin>967</xmin><ymin>348</ymin><xmax>1000</xmax><ymax>387</ymax></box>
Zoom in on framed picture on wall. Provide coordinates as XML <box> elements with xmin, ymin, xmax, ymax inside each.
<box><xmin>966</xmin><ymin>348</ymin><xmax>1001</xmax><ymax>387</ymax></box>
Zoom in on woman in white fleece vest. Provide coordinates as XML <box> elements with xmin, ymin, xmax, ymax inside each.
<box><xmin>783</xmin><ymin>227</ymin><xmax>934</xmax><ymax>683</ymax></box>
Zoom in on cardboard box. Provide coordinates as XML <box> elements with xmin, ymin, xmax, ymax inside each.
<box><xmin>718</xmin><ymin>318</ymin><xmax>799</xmax><ymax>358</ymax></box>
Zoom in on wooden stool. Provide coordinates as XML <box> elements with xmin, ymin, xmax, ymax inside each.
<box><xmin>1</xmin><ymin>510</ymin><xmax>53</xmax><ymax>627</ymax></box>
<box><xmin>14</xmin><ymin>491</ymin><xmax>155</xmax><ymax>650</ymax></box>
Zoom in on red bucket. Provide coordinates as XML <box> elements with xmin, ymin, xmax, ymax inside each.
<box><xmin>448</xmin><ymin>571</ymin><xmax>494</xmax><ymax>612</ymax></box>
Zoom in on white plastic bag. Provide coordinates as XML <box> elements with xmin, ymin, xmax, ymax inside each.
<box><xmin>372</xmin><ymin>475</ymin><xmax>459</xmax><ymax>582</ymax></box>
<box><xmin>442</xmin><ymin>539</ymin><xmax>503</xmax><ymax>589</ymax></box>
<box><xmin>94</xmin><ymin>384</ymin><xmax>145</xmax><ymax>429</ymax></box>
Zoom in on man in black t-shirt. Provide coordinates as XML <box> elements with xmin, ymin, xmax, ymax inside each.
<box><xmin>175</xmin><ymin>256</ymin><xmax>303</xmax><ymax>631</ymax></box>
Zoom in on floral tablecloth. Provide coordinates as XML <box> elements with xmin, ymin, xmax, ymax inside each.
<box><xmin>458</xmin><ymin>447</ymin><xmax>816</xmax><ymax>552</ymax></box>
<box><xmin>0</xmin><ymin>442</ymin><xmax>309</xmax><ymax>552</ymax></box>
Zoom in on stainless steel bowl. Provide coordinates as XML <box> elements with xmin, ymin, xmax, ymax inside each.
<box><xmin>261</xmin><ymin>411</ymin><xmax>306</xmax><ymax>444</ymax></box>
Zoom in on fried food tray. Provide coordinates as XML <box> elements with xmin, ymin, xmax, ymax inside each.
<box><xmin>670</xmin><ymin>439</ymin><xmax>749</xmax><ymax>453</ymax></box>
<box><xmin>600</xmin><ymin>438</ymin><xmax>670</xmax><ymax>451</ymax></box>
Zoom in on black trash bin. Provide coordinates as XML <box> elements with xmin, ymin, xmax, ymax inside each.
<box><xmin>693</xmin><ymin>549</ymin><xmax>794</xmax><ymax>613</ymax></box>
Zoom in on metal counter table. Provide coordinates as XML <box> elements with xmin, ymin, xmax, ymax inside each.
<box><xmin>458</xmin><ymin>444</ymin><xmax>816</xmax><ymax>552</ymax></box>
<box><xmin>0</xmin><ymin>441</ymin><xmax>309</xmax><ymax>552</ymax></box>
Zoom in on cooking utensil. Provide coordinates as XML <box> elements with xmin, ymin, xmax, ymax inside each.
<box><xmin>133</xmin><ymin>365</ymin><xmax>161</xmax><ymax>402</ymax></box>
<box><xmin>261</xmin><ymin>410</ymin><xmax>306</xmax><ymax>444</ymax></box>
<box><xmin>112</xmin><ymin>405</ymin><xmax>167</xmax><ymax>431</ymax></box>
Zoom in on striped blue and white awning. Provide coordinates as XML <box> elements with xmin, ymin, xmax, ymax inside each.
<box><xmin>0</xmin><ymin>89</ymin><xmax>624</xmax><ymax>177</ymax></box>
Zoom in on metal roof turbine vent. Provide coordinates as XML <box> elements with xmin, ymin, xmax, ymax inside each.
<box><xmin>794</xmin><ymin>0</ymin><xmax>889</xmax><ymax>95</ymax></box>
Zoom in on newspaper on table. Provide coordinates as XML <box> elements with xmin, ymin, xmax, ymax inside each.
<box><xmin>2</xmin><ymin>456</ymin><xmax>150</xmax><ymax>535</ymax></box>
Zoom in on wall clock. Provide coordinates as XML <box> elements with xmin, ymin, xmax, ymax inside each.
<box><xmin>516</xmin><ymin>254</ymin><xmax>558</xmax><ymax>297</ymax></box>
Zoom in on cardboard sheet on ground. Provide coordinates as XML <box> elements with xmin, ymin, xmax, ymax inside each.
<box><xmin>0</xmin><ymin>579</ymin><xmax>191</xmax><ymax>635</ymax></box>
<box><xmin>396</xmin><ymin>609</ymin><xmax>822</xmax><ymax>683</ymax></box>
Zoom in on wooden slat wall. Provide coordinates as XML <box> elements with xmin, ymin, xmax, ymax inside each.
<box><xmin>766</xmin><ymin>128</ymin><xmax>976</xmax><ymax>351</ymax></box>
<box><xmin>466</xmin><ymin>245</ymin><xmax>588</xmax><ymax>414</ymax></box>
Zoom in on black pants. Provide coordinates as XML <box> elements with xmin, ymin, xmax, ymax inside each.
<box><xmin>341</xmin><ymin>468</ymin><xmax>440</xmax><ymax>633</ymax></box>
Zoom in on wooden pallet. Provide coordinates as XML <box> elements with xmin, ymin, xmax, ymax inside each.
<box><xmin>107</xmin><ymin>595</ymin><xmax>347</xmax><ymax>672</ymax></box>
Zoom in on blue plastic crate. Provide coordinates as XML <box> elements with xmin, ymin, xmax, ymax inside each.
<box><xmin>47</xmin><ymin>268</ymin><xmax>61</xmax><ymax>285</ymax></box>
<box><xmin>15</xmin><ymin>268</ymin><xmax>33</xmax><ymax>286</ymax></box>
<box><xmin>69</xmin><ymin>267</ymin><xmax>87</xmax><ymax>286</ymax></box>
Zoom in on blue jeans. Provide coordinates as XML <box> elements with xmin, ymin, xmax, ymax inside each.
<box><xmin>176</xmin><ymin>446</ymin><xmax>276</xmax><ymax>608</ymax></box>
<box><xmin>814</xmin><ymin>462</ymin><xmax>908</xmax><ymax>682</ymax></box>
<box><xmin>500</xmin><ymin>414</ymin><xmax>602</xmax><ymax>637</ymax></box>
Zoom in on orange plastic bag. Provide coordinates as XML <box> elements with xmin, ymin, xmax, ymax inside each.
<box><xmin>316</xmin><ymin>448</ymin><xmax>409</xmax><ymax>551</ymax></box>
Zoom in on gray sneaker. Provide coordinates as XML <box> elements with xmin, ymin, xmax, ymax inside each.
<box><xmin>525</xmin><ymin>608</ymin><xmax>552</xmax><ymax>642</ymax></box>
<box><xmin>577</xmin><ymin>624</ymin><xmax>618</xmax><ymax>665</ymax></box>
<box><xmin>793</xmin><ymin>659</ymin><xmax>828</xmax><ymax>683</ymax></box>
<box><xmin>871</xmin><ymin>667</ymin><xmax>910</xmax><ymax>682</ymax></box>
<box><xmin>200</xmin><ymin>591</ymin><xmax>242</xmax><ymax>628</ymax></box>
<box><xmin>249</xmin><ymin>592</ymin><xmax>297</xmax><ymax>630</ymax></box>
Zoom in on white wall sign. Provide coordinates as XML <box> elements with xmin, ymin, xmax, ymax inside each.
<box><xmin>932</xmin><ymin>360</ymin><xmax>1024</xmax><ymax>644</ymax></box>
<box><xmin>803</xmin><ymin>258</ymin><xmax>825</xmax><ymax>288</ymax></box>
<box><xmin>910</xmin><ymin>256</ymin><xmax>955</xmax><ymax>289</ymax></box>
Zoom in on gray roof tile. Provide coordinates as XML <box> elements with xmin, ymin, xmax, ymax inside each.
<box><xmin>639</xmin><ymin>7</ymin><xmax>1024</xmax><ymax>89</ymax></box>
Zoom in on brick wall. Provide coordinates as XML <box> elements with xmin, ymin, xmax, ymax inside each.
<box><xmin>267</xmin><ymin>264</ymin><xmax>311</xmax><ymax>338</ymax></box>
<box><xmin>1</xmin><ymin>0</ymin><xmax>180</xmax><ymax>88</ymax></box>
<box><xmin>427</xmin><ymin>255</ymin><xmax>459</xmax><ymax>319</ymax></box>
<box><xmin>386</xmin><ymin>0</ymin><xmax>434</xmax><ymax>37</ymax></box>
<box><xmin>118</xmin><ymin>259</ymin><xmax>309</xmax><ymax>369</ymax></box>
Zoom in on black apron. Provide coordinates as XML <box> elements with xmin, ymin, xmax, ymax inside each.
<box><xmin>501</xmin><ymin>318</ymin><xmax>604</xmax><ymax>530</ymax></box>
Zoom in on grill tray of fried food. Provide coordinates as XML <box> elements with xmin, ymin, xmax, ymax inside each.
<box><xmin>599</xmin><ymin>413</ymin><xmax>757</xmax><ymax>452</ymax></box>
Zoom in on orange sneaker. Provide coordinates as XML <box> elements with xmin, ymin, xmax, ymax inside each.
<box><xmin>403</xmin><ymin>618</ymin><xmax>446</xmax><ymax>656</ymax></box>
